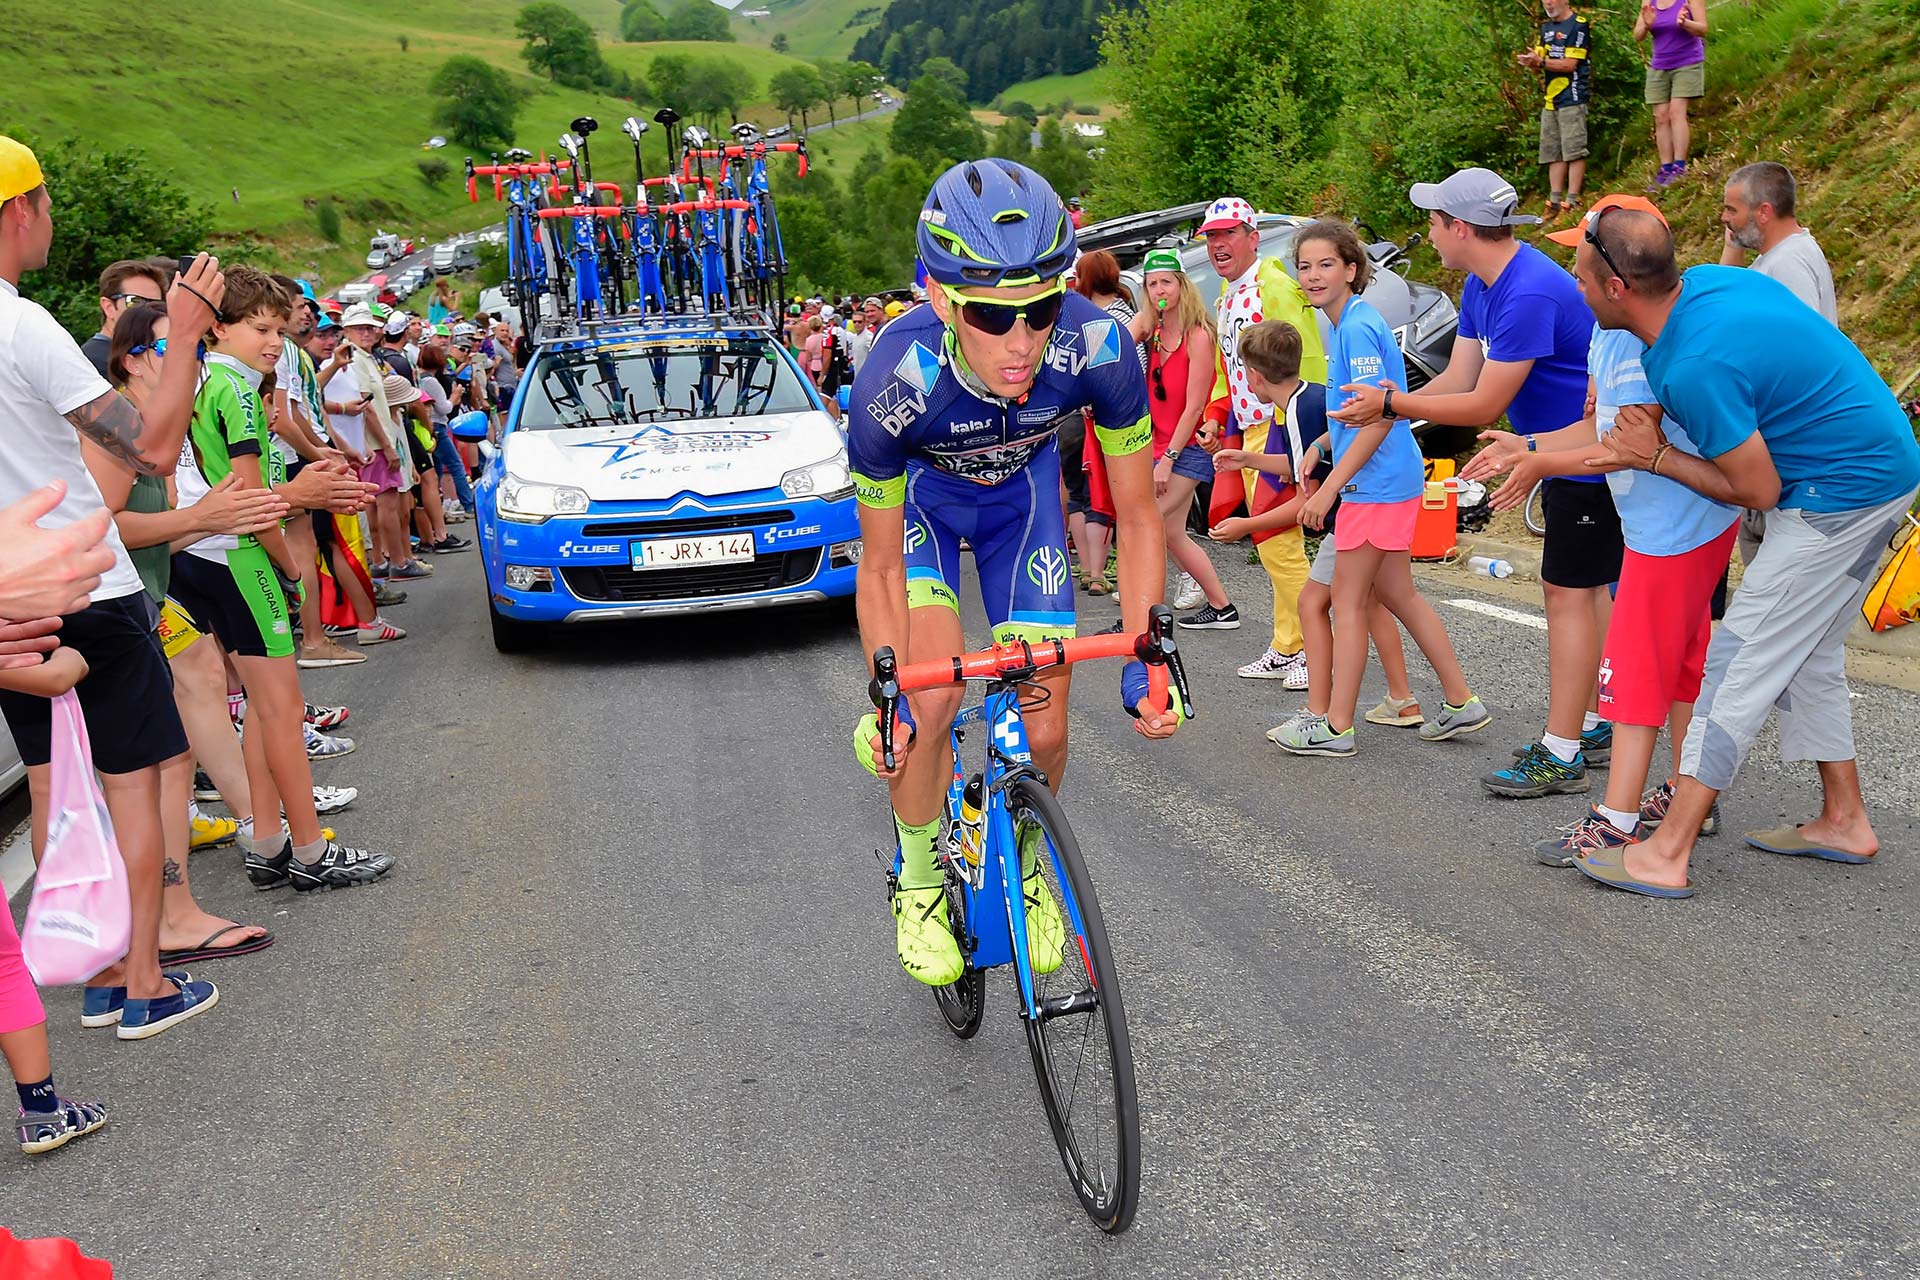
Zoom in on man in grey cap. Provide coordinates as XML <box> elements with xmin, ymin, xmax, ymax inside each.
<box><xmin>1335</xmin><ymin>167</ymin><xmax>1617</xmax><ymax>803</ymax></box>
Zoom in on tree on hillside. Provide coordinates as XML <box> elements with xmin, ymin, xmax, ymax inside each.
<box><xmin>665</xmin><ymin>0</ymin><xmax>735</xmax><ymax>42</ymax></box>
<box><xmin>988</xmin><ymin>117</ymin><xmax>1032</xmax><ymax>161</ymax></box>
<box><xmin>687</xmin><ymin>56</ymin><xmax>757</xmax><ymax>128</ymax></box>
<box><xmin>890</xmin><ymin>74</ymin><xmax>983</xmax><ymax>170</ymax></box>
<box><xmin>918</xmin><ymin>56</ymin><xmax>969</xmax><ymax>102</ymax></box>
<box><xmin>16</xmin><ymin>137</ymin><xmax>213</xmax><ymax>340</ymax></box>
<box><xmin>1029</xmin><ymin>118</ymin><xmax>1091</xmax><ymax>201</ymax></box>
<box><xmin>651</xmin><ymin>53</ymin><xmax>696</xmax><ymax>110</ymax></box>
<box><xmin>771</xmin><ymin>33</ymin><xmax>790</xmax><ymax>54</ymax></box>
<box><xmin>852</xmin><ymin>0</ymin><xmax>1120</xmax><ymax>104</ymax></box>
<box><xmin>770</xmin><ymin>65</ymin><xmax>828</xmax><ymax>133</ymax></box>
<box><xmin>844</xmin><ymin>60</ymin><xmax>884</xmax><ymax>109</ymax></box>
<box><xmin>778</xmin><ymin>194</ymin><xmax>853</xmax><ymax>292</ymax></box>
<box><xmin>518</xmin><ymin>3</ymin><xmax>593</xmax><ymax>81</ymax></box>
<box><xmin>861</xmin><ymin>155</ymin><xmax>936</xmax><ymax>281</ymax></box>
<box><xmin>621</xmin><ymin>0</ymin><xmax>666</xmax><ymax>42</ymax></box>
<box><xmin>430</xmin><ymin>56</ymin><xmax>523</xmax><ymax>150</ymax></box>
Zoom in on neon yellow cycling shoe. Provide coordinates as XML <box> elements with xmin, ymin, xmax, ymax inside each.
<box><xmin>189</xmin><ymin>809</ymin><xmax>238</xmax><ymax>851</ymax></box>
<box><xmin>1022</xmin><ymin>867</ymin><xmax>1065</xmax><ymax>975</ymax></box>
<box><xmin>892</xmin><ymin>884</ymin><xmax>964</xmax><ymax>987</ymax></box>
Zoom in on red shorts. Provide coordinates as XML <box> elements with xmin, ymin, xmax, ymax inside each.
<box><xmin>1333</xmin><ymin>496</ymin><xmax>1419</xmax><ymax>552</ymax></box>
<box><xmin>1597</xmin><ymin>521</ymin><xmax>1739</xmax><ymax>727</ymax></box>
<box><xmin>1082</xmin><ymin>412</ymin><xmax>1116</xmax><ymax>519</ymax></box>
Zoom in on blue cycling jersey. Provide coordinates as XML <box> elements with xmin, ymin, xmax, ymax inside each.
<box><xmin>847</xmin><ymin>293</ymin><xmax>1151</xmax><ymax>503</ymax></box>
<box><xmin>847</xmin><ymin>295</ymin><xmax>1151</xmax><ymax>644</ymax></box>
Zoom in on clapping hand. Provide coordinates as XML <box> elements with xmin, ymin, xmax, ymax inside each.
<box><xmin>1331</xmin><ymin>379</ymin><xmax>1398</xmax><ymax>426</ymax></box>
<box><xmin>0</xmin><ymin>483</ymin><xmax>115</xmax><ymax>621</ymax></box>
<box><xmin>1459</xmin><ymin>430</ymin><xmax>1530</xmax><ymax>483</ymax></box>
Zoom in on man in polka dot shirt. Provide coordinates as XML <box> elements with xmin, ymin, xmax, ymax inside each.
<box><xmin>1199</xmin><ymin>196</ymin><xmax>1327</xmax><ymax>687</ymax></box>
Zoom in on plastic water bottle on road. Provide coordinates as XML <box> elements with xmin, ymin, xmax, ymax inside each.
<box><xmin>1469</xmin><ymin>556</ymin><xmax>1514</xmax><ymax>579</ymax></box>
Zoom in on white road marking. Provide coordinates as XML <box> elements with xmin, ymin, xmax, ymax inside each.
<box><xmin>1444</xmin><ymin>598</ymin><xmax>1549</xmax><ymax>630</ymax></box>
<box><xmin>2</xmin><ymin>828</ymin><xmax>33</xmax><ymax>901</ymax></box>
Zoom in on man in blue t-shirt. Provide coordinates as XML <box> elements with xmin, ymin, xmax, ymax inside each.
<box><xmin>1336</xmin><ymin>167</ymin><xmax>1619</xmax><ymax>801</ymax></box>
<box><xmin>1574</xmin><ymin>208</ymin><xmax>1920</xmax><ymax>899</ymax></box>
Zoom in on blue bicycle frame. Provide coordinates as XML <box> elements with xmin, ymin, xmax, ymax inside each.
<box><xmin>891</xmin><ymin>685</ymin><xmax>1087</xmax><ymax>1015</ymax></box>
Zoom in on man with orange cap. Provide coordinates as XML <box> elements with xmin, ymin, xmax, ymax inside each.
<box><xmin>1462</xmin><ymin>194</ymin><xmax>1741</xmax><ymax>871</ymax></box>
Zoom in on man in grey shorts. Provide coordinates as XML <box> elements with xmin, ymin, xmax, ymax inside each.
<box><xmin>1578</xmin><ymin>210</ymin><xmax>1920</xmax><ymax>898</ymax></box>
<box><xmin>1520</xmin><ymin>0</ymin><xmax>1592</xmax><ymax>219</ymax></box>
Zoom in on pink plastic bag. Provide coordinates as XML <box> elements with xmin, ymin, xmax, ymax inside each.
<box><xmin>22</xmin><ymin>690</ymin><xmax>130</xmax><ymax>986</ymax></box>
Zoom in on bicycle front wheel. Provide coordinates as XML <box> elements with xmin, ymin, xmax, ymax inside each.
<box><xmin>1008</xmin><ymin>776</ymin><xmax>1140</xmax><ymax>1233</ymax></box>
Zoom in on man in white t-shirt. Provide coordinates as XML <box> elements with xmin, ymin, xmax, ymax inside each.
<box><xmin>0</xmin><ymin>134</ymin><xmax>226</xmax><ymax>1037</ymax></box>
<box><xmin>1718</xmin><ymin>160</ymin><xmax>1840</xmax><ymax>563</ymax></box>
<box><xmin>1719</xmin><ymin>161</ymin><xmax>1838</xmax><ymax>324</ymax></box>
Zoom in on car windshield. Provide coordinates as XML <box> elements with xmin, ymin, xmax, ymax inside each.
<box><xmin>516</xmin><ymin>336</ymin><xmax>816</xmax><ymax>430</ymax></box>
<box><xmin>1179</xmin><ymin>224</ymin><xmax>1303</xmax><ymax>300</ymax></box>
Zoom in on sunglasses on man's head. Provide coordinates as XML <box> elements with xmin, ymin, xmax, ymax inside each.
<box><xmin>1583</xmin><ymin>207</ymin><xmax>1631</xmax><ymax>290</ymax></box>
<box><xmin>942</xmin><ymin>281</ymin><xmax>1066</xmax><ymax>337</ymax></box>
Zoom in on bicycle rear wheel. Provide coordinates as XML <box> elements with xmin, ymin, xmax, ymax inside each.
<box><xmin>931</xmin><ymin>864</ymin><xmax>986</xmax><ymax>1038</ymax></box>
<box><xmin>1008</xmin><ymin>776</ymin><xmax>1140</xmax><ymax>1233</ymax></box>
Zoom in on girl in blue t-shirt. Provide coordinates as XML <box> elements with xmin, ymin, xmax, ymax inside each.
<box><xmin>1276</xmin><ymin>222</ymin><xmax>1489</xmax><ymax>755</ymax></box>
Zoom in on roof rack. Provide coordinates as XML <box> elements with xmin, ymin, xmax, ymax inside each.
<box><xmin>532</xmin><ymin>303</ymin><xmax>778</xmax><ymax>346</ymax></box>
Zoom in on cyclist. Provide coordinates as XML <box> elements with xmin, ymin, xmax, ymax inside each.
<box><xmin>848</xmin><ymin>159</ymin><xmax>1182</xmax><ymax>986</ymax></box>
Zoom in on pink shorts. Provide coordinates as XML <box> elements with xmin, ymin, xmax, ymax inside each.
<box><xmin>358</xmin><ymin>454</ymin><xmax>403</xmax><ymax>494</ymax></box>
<box><xmin>1333</xmin><ymin>496</ymin><xmax>1420</xmax><ymax>553</ymax></box>
<box><xmin>0</xmin><ymin>899</ymin><xmax>48</xmax><ymax>1035</ymax></box>
<box><xmin>1597</xmin><ymin>520</ymin><xmax>1738</xmax><ymax>727</ymax></box>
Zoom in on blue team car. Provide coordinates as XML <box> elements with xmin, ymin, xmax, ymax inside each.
<box><xmin>454</xmin><ymin>318</ymin><xmax>861</xmax><ymax>652</ymax></box>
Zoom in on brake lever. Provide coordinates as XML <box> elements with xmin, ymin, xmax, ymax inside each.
<box><xmin>869</xmin><ymin>647</ymin><xmax>902</xmax><ymax>772</ymax></box>
<box><xmin>1135</xmin><ymin>603</ymin><xmax>1196</xmax><ymax>720</ymax></box>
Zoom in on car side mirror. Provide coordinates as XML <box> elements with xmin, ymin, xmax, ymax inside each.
<box><xmin>450</xmin><ymin>410</ymin><xmax>491</xmax><ymax>443</ymax></box>
<box><xmin>478</xmin><ymin>440</ymin><xmax>498</xmax><ymax>462</ymax></box>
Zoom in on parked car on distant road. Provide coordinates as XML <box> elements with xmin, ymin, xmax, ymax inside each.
<box><xmin>336</xmin><ymin>280</ymin><xmax>375</xmax><ymax>306</ymax></box>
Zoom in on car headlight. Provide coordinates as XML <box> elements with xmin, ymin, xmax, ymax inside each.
<box><xmin>780</xmin><ymin>452</ymin><xmax>854</xmax><ymax>501</ymax></box>
<box><xmin>498</xmin><ymin>473</ymin><xmax>590</xmax><ymax>523</ymax></box>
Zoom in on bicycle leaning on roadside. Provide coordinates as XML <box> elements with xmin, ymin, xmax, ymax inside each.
<box><xmin>865</xmin><ymin>604</ymin><xmax>1195</xmax><ymax>1234</ymax></box>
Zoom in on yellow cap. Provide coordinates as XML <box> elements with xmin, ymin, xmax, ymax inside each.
<box><xmin>885</xmin><ymin>301</ymin><xmax>907</xmax><ymax>318</ymax></box>
<box><xmin>0</xmin><ymin>136</ymin><xmax>45</xmax><ymax>203</ymax></box>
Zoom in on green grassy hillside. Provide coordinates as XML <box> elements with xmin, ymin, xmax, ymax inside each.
<box><xmin>0</xmin><ymin>1</ymin><xmax>868</xmax><ymax>290</ymax></box>
<box><xmin>997</xmin><ymin>66</ymin><xmax>1117</xmax><ymax>117</ymax></box>
<box><xmin>730</xmin><ymin>0</ymin><xmax>882</xmax><ymax>60</ymax></box>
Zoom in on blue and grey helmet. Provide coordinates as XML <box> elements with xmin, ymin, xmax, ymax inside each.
<box><xmin>916</xmin><ymin>159</ymin><xmax>1077</xmax><ymax>289</ymax></box>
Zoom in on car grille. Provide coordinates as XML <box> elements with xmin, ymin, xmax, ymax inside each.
<box><xmin>579</xmin><ymin>509</ymin><xmax>794</xmax><ymax>538</ymax></box>
<box><xmin>561</xmin><ymin>549</ymin><xmax>821</xmax><ymax>602</ymax></box>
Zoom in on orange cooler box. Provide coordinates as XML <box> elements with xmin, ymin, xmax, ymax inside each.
<box><xmin>1411</xmin><ymin>459</ymin><xmax>1458</xmax><ymax>560</ymax></box>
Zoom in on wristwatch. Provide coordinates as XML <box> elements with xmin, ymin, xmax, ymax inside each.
<box><xmin>1383</xmin><ymin>388</ymin><xmax>1395</xmax><ymax>418</ymax></box>
<box><xmin>1526</xmin><ymin>436</ymin><xmax>1538</xmax><ymax>452</ymax></box>
<box><xmin>1163</xmin><ymin>447</ymin><xmax>1182</xmax><ymax>462</ymax></box>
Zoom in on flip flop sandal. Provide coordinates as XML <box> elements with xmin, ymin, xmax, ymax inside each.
<box><xmin>1744</xmin><ymin>825</ymin><xmax>1875</xmax><ymax>865</ymax></box>
<box><xmin>1574</xmin><ymin>851</ymin><xmax>1696</xmax><ymax>899</ymax></box>
<box><xmin>159</xmin><ymin>924</ymin><xmax>276</xmax><ymax>966</ymax></box>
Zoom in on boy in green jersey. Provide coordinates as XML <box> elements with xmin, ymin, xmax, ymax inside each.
<box><xmin>168</xmin><ymin>268</ymin><xmax>395</xmax><ymax>892</ymax></box>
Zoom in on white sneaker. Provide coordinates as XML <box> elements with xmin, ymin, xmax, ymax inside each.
<box><xmin>1173</xmin><ymin>572</ymin><xmax>1205</xmax><ymax>610</ymax></box>
<box><xmin>304</xmin><ymin>723</ymin><xmax>356</xmax><ymax>760</ymax></box>
<box><xmin>1280</xmin><ymin>651</ymin><xmax>1311</xmax><ymax>690</ymax></box>
<box><xmin>1238</xmin><ymin>647</ymin><xmax>1295</xmax><ymax>680</ymax></box>
<box><xmin>312</xmin><ymin>784</ymin><xmax>358</xmax><ymax>815</ymax></box>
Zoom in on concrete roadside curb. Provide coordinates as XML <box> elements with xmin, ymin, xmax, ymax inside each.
<box><xmin>1425</xmin><ymin>530</ymin><xmax>1920</xmax><ymax>663</ymax></box>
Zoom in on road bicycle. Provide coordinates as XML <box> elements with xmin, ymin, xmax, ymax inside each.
<box><xmin>680</xmin><ymin>124</ymin><xmax>809</xmax><ymax>313</ymax></box>
<box><xmin>866</xmin><ymin>604</ymin><xmax>1194</xmax><ymax>1233</ymax></box>
<box><xmin>467</xmin><ymin>148</ymin><xmax>571</xmax><ymax>330</ymax></box>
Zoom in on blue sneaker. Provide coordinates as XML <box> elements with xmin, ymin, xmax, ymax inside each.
<box><xmin>1512</xmin><ymin>722</ymin><xmax>1612</xmax><ymax>766</ymax></box>
<box><xmin>1484</xmin><ymin>743</ymin><xmax>1589</xmax><ymax>798</ymax></box>
<box><xmin>116</xmin><ymin>975</ymin><xmax>219</xmax><ymax>1041</ymax></box>
<box><xmin>80</xmin><ymin>969</ymin><xmax>192</xmax><ymax>1028</ymax></box>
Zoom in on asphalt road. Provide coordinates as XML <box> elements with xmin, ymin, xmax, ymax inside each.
<box><xmin>6</xmin><ymin>545</ymin><xmax>1918</xmax><ymax>1277</ymax></box>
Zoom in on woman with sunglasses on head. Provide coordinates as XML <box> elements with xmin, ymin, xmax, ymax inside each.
<box><xmin>1125</xmin><ymin>249</ymin><xmax>1237</xmax><ymax>629</ymax></box>
<box><xmin>82</xmin><ymin>302</ymin><xmax>283</xmax><ymax>963</ymax></box>
<box><xmin>846</xmin><ymin>159</ymin><xmax>1181</xmax><ymax>987</ymax></box>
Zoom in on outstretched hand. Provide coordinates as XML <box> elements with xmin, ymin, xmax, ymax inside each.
<box><xmin>1331</xmin><ymin>379</ymin><xmax>1399</xmax><ymax>426</ymax></box>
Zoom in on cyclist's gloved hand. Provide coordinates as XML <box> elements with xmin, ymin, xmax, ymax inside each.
<box><xmin>1121</xmin><ymin>660</ymin><xmax>1187</xmax><ymax>731</ymax></box>
<box><xmin>853</xmin><ymin>699</ymin><xmax>917</xmax><ymax>777</ymax></box>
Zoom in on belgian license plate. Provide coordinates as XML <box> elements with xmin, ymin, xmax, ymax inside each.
<box><xmin>630</xmin><ymin>531</ymin><xmax>758</xmax><ymax>571</ymax></box>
